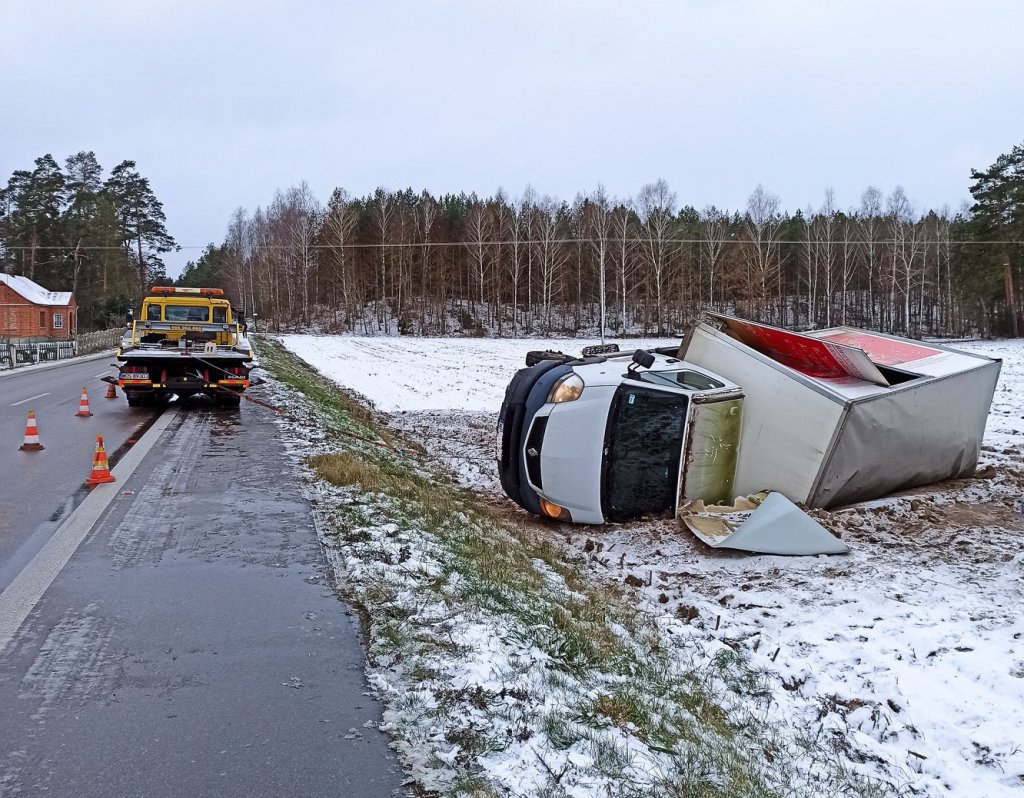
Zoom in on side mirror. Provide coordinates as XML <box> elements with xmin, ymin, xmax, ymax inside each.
<box><xmin>631</xmin><ymin>349</ymin><xmax>656</xmax><ymax>369</ymax></box>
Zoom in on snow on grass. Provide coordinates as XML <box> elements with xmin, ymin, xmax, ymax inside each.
<box><xmin>273</xmin><ymin>334</ymin><xmax>1024</xmax><ymax>797</ymax></box>
<box><xmin>280</xmin><ymin>335</ymin><xmax>673</xmax><ymax>412</ymax></box>
<box><xmin>260</xmin><ymin>341</ymin><xmax>856</xmax><ymax>796</ymax></box>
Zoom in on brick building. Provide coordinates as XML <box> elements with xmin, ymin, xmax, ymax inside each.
<box><xmin>0</xmin><ymin>273</ymin><xmax>77</xmax><ymax>341</ymax></box>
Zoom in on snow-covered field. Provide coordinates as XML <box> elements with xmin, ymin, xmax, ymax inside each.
<box><xmin>280</xmin><ymin>334</ymin><xmax>1024</xmax><ymax>797</ymax></box>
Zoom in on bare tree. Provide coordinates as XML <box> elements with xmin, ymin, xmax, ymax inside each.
<box><xmin>802</xmin><ymin>205</ymin><xmax>816</xmax><ymax>327</ymax></box>
<box><xmin>323</xmin><ymin>188</ymin><xmax>359</xmax><ymax>328</ymax></box>
<box><xmin>742</xmin><ymin>184</ymin><xmax>782</xmax><ymax>320</ymax></box>
<box><xmin>463</xmin><ymin>200</ymin><xmax>491</xmax><ymax>322</ymax></box>
<box><xmin>886</xmin><ymin>186</ymin><xmax>918</xmax><ymax>334</ymax></box>
<box><xmin>700</xmin><ymin>205</ymin><xmax>728</xmax><ymax>312</ymax></box>
<box><xmin>610</xmin><ymin>200</ymin><xmax>637</xmax><ymax>332</ymax></box>
<box><xmin>815</xmin><ymin>188</ymin><xmax>839</xmax><ymax>327</ymax></box>
<box><xmin>283</xmin><ymin>183</ymin><xmax>320</xmax><ymax>325</ymax></box>
<box><xmin>223</xmin><ymin>207</ymin><xmax>253</xmax><ymax>320</ymax></box>
<box><xmin>501</xmin><ymin>189</ymin><xmax>529</xmax><ymax>337</ymax></box>
<box><xmin>520</xmin><ymin>184</ymin><xmax>537</xmax><ymax>328</ymax></box>
<box><xmin>584</xmin><ymin>184</ymin><xmax>613</xmax><ymax>341</ymax></box>
<box><xmin>534</xmin><ymin>195</ymin><xmax>566</xmax><ymax>334</ymax></box>
<box><xmin>859</xmin><ymin>186</ymin><xmax>883</xmax><ymax>327</ymax></box>
<box><xmin>415</xmin><ymin>190</ymin><xmax>440</xmax><ymax>333</ymax></box>
<box><xmin>373</xmin><ymin>188</ymin><xmax>394</xmax><ymax>329</ymax></box>
<box><xmin>636</xmin><ymin>179</ymin><xmax>677</xmax><ymax>334</ymax></box>
<box><xmin>839</xmin><ymin>213</ymin><xmax>856</xmax><ymax>325</ymax></box>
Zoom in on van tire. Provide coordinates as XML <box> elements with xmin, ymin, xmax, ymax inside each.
<box><xmin>525</xmin><ymin>350</ymin><xmax>571</xmax><ymax>367</ymax></box>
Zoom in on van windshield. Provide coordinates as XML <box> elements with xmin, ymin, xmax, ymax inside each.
<box><xmin>638</xmin><ymin>369</ymin><xmax>724</xmax><ymax>391</ymax></box>
<box><xmin>602</xmin><ymin>386</ymin><xmax>688</xmax><ymax>522</ymax></box>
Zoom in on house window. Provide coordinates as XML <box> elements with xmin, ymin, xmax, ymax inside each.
<box><xmin>53</xmin><ymin>313</ymin><xmax>63</xmax><ymax>329</ymax></box>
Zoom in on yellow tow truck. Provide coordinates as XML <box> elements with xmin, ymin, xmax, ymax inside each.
<box><xmin>109</xmin><ymin>287</ymin><xmax>255</xmax><ymax>407</ymax></box>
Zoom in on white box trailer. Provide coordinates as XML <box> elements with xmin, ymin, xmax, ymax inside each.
<box><xmin>680</xmin><ymin>314</ymin><xmax>1001</xmax><ymax>509</ymax></box>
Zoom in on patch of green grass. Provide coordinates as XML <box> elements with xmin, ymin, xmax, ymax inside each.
<box><xmin>309</xmin><ymin>451</ymin><xmax>386</xmax><ymax>490</ymax></box>
<box><xmin>540</xmin><ymin>711</ymin><xmax>582</xmax><ymax>751</ymax></box>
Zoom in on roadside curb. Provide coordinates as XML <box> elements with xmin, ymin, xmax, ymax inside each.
<box><xmin>0</xmin><ymin>407</ymin><xmax>179</xmax><ymax>652</ymax></box>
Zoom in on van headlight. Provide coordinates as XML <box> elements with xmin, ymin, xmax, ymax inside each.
<box><xmin>547</xmin><ymin>373</ymin><xmax>584</xmax><ymax>403</ymax></box>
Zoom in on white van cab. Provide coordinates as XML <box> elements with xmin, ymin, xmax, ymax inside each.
<box><xmin>497</xmin><ymin>346</ymin><xmax>743</xmax><ymax>524</ymax></box>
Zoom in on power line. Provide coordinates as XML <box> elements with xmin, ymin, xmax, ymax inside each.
<box><xmin>4</xmin><ymin>238</ymin><xmax>1024</xmax><ymax>252</ymax></box>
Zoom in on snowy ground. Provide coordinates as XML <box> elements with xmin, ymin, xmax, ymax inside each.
<box><xmin>280</xmin><ymin>334</ymin><xmax>1024</xmax><ymax>797</ymax></box>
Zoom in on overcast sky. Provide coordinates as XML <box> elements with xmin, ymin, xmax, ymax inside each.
<box><xmin>2</xmin><ymin>0</ymin><xmax>1022</xmax><ymax>277</ymax></box>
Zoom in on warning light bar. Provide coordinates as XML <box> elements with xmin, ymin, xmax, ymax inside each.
<box><xmin>150</xmin><ymin>287</ymin><xmax>225</xmax><ymax>296</ymax></box>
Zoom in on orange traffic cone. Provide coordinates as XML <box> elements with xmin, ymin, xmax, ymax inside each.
<box><xmin>76</xmin><ymin>387</ymin><xmax>93</xmax><ymax>417</ymax></box>
<box><xmin>105</xmin><ymin>382</ymin><xmax>118</xmax><ymax>399</ymax></box>
<box><xmin>85</xmin><ymin>435</ymin><xmax>116</xmax><ymax>486</ymax></box>
<box><xmin>19</xmin><ymin>410</ymin><xmax>45</xmax><ymax>451</ymax></box>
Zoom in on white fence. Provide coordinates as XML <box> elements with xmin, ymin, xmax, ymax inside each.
<box><xmin>0</xmin><ymin>328</ymin><xmax>123</xmax><ymax>371</ymax></box>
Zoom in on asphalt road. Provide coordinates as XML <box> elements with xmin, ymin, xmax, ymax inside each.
<box><xmin>0</xmin><ymin>354</ymin><xmax>160</xmax><ymax>590</ymax></box>
<box><xmin>0</xmin><ymin>368</ymin><xmax>406</xmax><ymax>796</ymax></box>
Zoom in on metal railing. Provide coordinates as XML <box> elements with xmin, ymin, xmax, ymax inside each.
<box><xmin>0</xmin><ymin>328</ymin><xmax>124</xmax><ymax>371</ymax></box>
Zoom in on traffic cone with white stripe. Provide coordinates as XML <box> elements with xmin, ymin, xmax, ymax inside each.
<box><xmin>76</xmin><ymin>387</ymin><xmax>93</xmax><ymax>417</ymax></box>
<box><xmin>85</xmin><ymin>435</ymin><xmax>115</xmax><ymax>486</ymax></box>
<box><xmin>19</xmin><ymin>411</ymin><xmax>44</xmax><ymax>451</ymax></box>
<box><xmin>105</xmin><ymin>382</ymin><xmax>117</xmax><ymax>399</ymax></box>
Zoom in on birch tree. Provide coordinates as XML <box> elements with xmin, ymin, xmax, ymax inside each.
<box><xmin>584</xmin><ymin>184</ymin><xmax>613</xmax><ymax>341</ymax></box>
<box><xmin>742</xmin><ymin>184</ymin><xmax>782</xmax><ymax>320</ymax></box>
<box><xmin>700</xmin><ymin>205</ymin><xmax>728</xmax><ymax>313</ymax></box>
<box><xmin>372</xmin><ymin>189</ymin><xmax>395</xmax><ymax>329</ymax></box>
<box><xmin>323</xmin><ymin>188</ymin><xmax>359</xmax><ymax>327</ymax></box>
<box><xmin>636</xmin><ymin>179</ymin><xmax>677</xmax><ymax>334</ymax></box>
<box><xmin>415</xmin><ymin>190</ymin><xmax>440</xmax><ymax>333</ymax></box>
<box><xmin>610</xmin><ymin>201</ymin><xmax>638</xmax><ymax>332</ymax></box>
<box><xmin>858</xmin><ymin>187</ymin><xmax>884</xmax><ymax>327</ymax></box>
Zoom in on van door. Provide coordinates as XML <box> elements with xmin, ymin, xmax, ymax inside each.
<box><xmin>680</xmin><ymin>397</ymin><xmax>743</xmax><ymax>507</ymax></box>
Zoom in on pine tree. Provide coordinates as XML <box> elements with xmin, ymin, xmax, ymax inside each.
<box><xmin>177</xmin><ymin>243</ymin><xmax>226</xmax><ymax>288</ymax></box>
<box><xmin>104</xmin><ymin>160</ymin><xmax>177</xmax><ymax>296</ymax></box>
<box><xmin>64</xmin><ymin>151</ymin><xmax>104</xmax><ymax>296</ymax></box>
<box><xmin>0</xmin><ymin>155</ymin><xmax>67</xmax><ymax>282</ymax></box>
<box><xmin>968</xmin><ymin>142</ymin><xmax>1024</xmax><ymax>337</ymax></box>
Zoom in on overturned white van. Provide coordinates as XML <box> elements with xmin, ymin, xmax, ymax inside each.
<box><xmin>680</xmin><ymin>314</ymin><xmax>1002</xmax><ymax>509</ymax></box>
<box><xmin>497</xmin><ymin>316</ymin><xmax>1001</xmax><ymax>524</ymax></box>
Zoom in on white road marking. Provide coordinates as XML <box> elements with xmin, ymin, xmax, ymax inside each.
<box><xmin>0</xmin><ymin>408</ymin><xmax>180</xmax><ymax>652</ymax></box>
<box><xmin>12</xmin><ymin>393</ymin><xmax>50</xmax><ymax>406</ymax></box>
<box><xmin>94</xmin><ymin>372</ymin><xmax>113</xmax><ymax>378</ymax></box>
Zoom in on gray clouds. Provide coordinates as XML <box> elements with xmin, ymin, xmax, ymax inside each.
<box><xmin>2</xmin><ymin>0</ymin><xmax>1021</xmax><ymax>276</ymax></box>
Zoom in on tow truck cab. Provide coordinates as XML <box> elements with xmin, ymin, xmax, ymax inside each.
<box><xmin>497</xmin><ymin>347</ymin><xmax>743</xmax><ymax>524</ymax></box>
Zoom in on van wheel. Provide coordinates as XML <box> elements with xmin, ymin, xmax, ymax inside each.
<box><xmin>525</xmin><ymin>350</ymin><xmax>571</xmax><ymax>367</ymax></box>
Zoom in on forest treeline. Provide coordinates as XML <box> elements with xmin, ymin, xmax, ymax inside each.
<box><xmin>3</xmin><ymin>144</ymin><xmax>1022</xmax><ymax>338</ymax></box>
<box><xmin>0</xmin><ymin>152</ymin><xmax>176</xmax><ymax>330</ymax></box>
